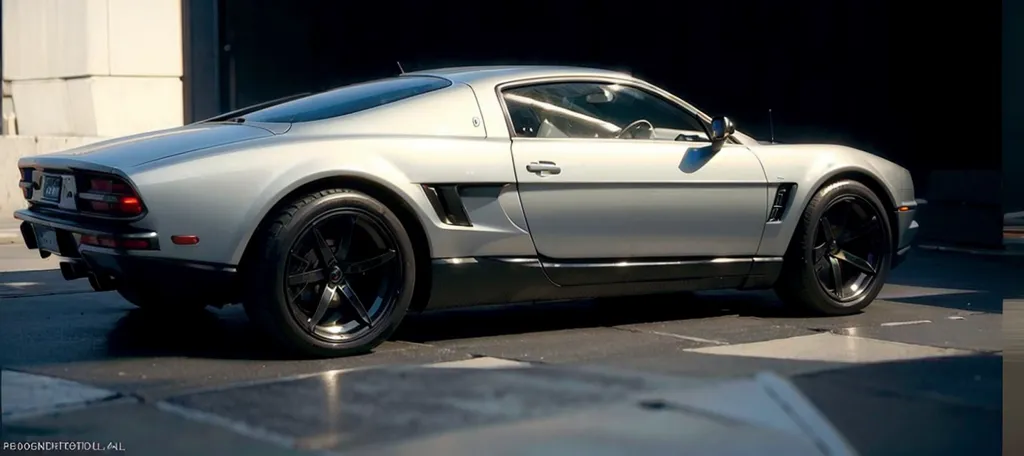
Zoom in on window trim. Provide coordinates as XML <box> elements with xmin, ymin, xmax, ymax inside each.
<box><xmin>495</xmin><ymin>76</ymin><xmax>714</xmax><ymax>142</ymax></box>
<box><xmin>241</xmin><ymin>75</ymin><xmax>453</xmax><ymax>124</ymax></box>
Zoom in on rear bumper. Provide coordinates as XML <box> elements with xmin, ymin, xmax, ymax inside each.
<box><xmin>79</xmin><ymin>250</ymin><xmax>237</xmax><ymax>291</ymax></box>
<box><xmin>14</xmin><ymin>208</ymin><xmax>157</xmax><ymax>256</ymax></box>
<box><xmin>15</xmin><ymin>208</ymin><xmax>237</xmax><ymax>301</ymax></box>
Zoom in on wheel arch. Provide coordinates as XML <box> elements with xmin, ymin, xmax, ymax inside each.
<box><xmin>801</xmin><ymin>169</ymin><xmax>900</xmax><ymax>253</ymax></box>
<box><xmin>238</xmin><ymin>173</ymin><xmax>434</xmax><ymax>312</ymax></box>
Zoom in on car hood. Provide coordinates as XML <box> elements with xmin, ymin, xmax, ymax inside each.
<box><xmin>28</xmin><ymin>123</ymin><xmax>276</xmax><ymax>170</ymax></box>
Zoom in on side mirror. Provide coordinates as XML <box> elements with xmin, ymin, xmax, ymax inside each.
<box><xmin>710</xmin><ymin>116</ymin><xmax>735</xmax><ymax>152</ymax></box>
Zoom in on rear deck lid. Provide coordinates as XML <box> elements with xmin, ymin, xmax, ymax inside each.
<box><xmin>29</xmin><ymin>123</ymin><xmax>276</xmax><ymax>170</ymax></box>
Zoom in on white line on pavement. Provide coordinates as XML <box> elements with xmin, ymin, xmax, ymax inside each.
<box><xmin>879</xmin><ymin>320</ymin><xmax>932</xmax><ymax>327</ymax></box>
<box><xmin>644</xmin><ymin>330</ymin><xmax>730</xmax><ymax>346</ymax></box>
<box><xmin>426</xmin><ymin>357</ymin><xmax>531</xmax><ymax>369</ymax></box>
<box><xmin>684</xmin><ymin>333</ymin><xmax>974</xmax><ymax>363</ymax></box>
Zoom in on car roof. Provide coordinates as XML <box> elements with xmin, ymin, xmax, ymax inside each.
<box><xmin>406</xmin><ymin>65</ymin><xmax>636</xmax><ymax>88</ymax></box>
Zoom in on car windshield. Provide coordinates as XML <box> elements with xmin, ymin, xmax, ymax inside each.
<box><xmin>240</xmin><ymin>76</ymin><xmax>452</xmax><ymax>123</ymax></box>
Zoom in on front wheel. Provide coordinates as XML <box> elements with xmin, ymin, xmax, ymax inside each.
<box><xmin>775</xmin><ymin>180</ymin><xmax>893</xmax><ymax>315</ymax></box>
<box><xmin>242</xmin><ymin>189</ymin><xmax>417</xmax><ymax>358</ymax></box>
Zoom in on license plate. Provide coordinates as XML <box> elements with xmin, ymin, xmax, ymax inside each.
<box><xmin>42</xmin><ymin>175</ymin><xmax>63</xmax><ymax>202</ymax></box>
<box><xmin>34</xmin><ymin>225</ymin><xmax>60</xmax><ymax>254</ymax></box>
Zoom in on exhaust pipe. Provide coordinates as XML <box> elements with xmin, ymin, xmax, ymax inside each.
<box><xmin>59</xmin><ymin>261</ymin><xmax>90</xmax><ymax>281</ymax></box>
<box><xmin>60</xmin><ymin>260</ymin><xmax>116</xmax><ymax>292</ymax></box>
<box><xmin>87</xmin><ymin>273</ymin><xmax>116</xmax><ymax>292</ymax></box>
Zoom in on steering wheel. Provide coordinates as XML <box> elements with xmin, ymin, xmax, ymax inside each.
<box><xmin>615</xmin><ymin>119</ymin><xmax>654</xmax><ymax>139</ymax></box>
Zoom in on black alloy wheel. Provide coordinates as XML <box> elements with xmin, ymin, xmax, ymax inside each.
<box><xmin>284</xmin><ymin>209</ymin><xmax>402</xmax><ymax>341</ymax></box>
<box><xmin>243</xmin><ymin>189</ymin><xmax>417</xmax><ymax>358</ymax></box>
<box><xmin>811</xmin><ymin>195</ymin><xmax>887</xmax><ymax>303</ymax></box>
<box><xmin>775</xmin><ymin>180</ymin><xmax>893</xmax><ymax>315</ymax></box>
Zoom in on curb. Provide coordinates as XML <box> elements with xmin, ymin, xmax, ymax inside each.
<box><xmin>917</xmin><ymin>244</ymin><xmax>1024</xmax><ymax>257</ymax></box>
<box><xmin>0</xmin><ymin>230</ymin><xmax>20</xmax><ymax>245</ymax></box>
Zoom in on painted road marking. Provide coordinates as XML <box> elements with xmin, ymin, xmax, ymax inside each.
<box><xmin>684</xmin><ymin>333</ymin><xmax>973</xmax><ymax>363</ymax></box>
<box><xmin>644</xmin><ymin>330</ymin><xmax>730</xmax><ymax>346</ymax></box>
<box><xmin>879</xmin><ymin>320</ymin><xmax>932</xmax><ymax>327</ymax></box>
<box><xmin>426</xmin><ymin>357</ymin><xmax>531</xmax><ymax>369</ymax></box>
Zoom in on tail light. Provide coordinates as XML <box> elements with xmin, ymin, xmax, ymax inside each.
<box><xmin>79</xmin><ymin>234</ymin><xmax>155</xmax><ymax>250</ymax></box>
<box><xmin>19</xmin><ymin>168</ymin><xmax>34</xmax><ymax>199</ymax></box>
<box><xmin>78</xmin><ymin>175</ymin><xmax>146</xmax><ymax>217</ymax></box>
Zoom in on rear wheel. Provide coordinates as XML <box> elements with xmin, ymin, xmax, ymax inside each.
<box><xmin>775</xmin><ymin>180</ymin><xmax>893</xmax><ymax>315</ymax></box>
<box><xmin>242</xmin><ymin>189</ymin><xmax>416</xmax><ymax>358</ymax></box>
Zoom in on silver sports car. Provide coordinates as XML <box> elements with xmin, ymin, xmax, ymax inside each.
<box><xmin>14</xmin><ymin>66</ymin><xmax>921</xmax><ymax>357</ymax></box>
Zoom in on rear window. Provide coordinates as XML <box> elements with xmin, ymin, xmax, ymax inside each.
<box><xmin>242</xmin><ymin>76</ymin><xmax>452</xmax><ymax>123</ymax></box>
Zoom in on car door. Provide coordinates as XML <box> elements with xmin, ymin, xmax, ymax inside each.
<box><xmin>502</xmin><ymin>80</ymin><xmax>769</xmax><ymax>282</ymax></box>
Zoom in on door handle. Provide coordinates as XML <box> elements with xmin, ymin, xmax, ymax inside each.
<box><xmin>526</xmin><ymin>161</ymin><xmax>561</xmax><ymax>175</ymax></box>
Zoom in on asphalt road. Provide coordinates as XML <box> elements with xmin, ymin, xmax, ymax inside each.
<box><xmin>0</xmin><ymin>245</ymin><xmax>1012</xmax><ymax>455</ymax></box>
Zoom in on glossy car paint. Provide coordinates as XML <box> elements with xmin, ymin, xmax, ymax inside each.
<box><xmin>16</xmin><ymin>66</ymin><xmax>917</xmax><ymax>284</ymax></box>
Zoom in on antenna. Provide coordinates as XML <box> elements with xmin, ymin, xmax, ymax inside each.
<box><xmin>396</xmin><ymin>61</ymin><xmax>405</xmax><ymax>74</ymax></box>
<box><xmin>768</xmin><ymin>108</ymin><xmax>776</xmax><ymax>144</ymax></box>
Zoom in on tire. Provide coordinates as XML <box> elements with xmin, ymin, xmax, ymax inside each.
<box><xmin>775</xmin><ymin>180</ymin><xmax>893</xmax><ymax>316</ymax></box>
<box><xmin>242</xmin><ymin>189</ymin><xmax>417</xmax><ymax>358</ymax></box>
<box><xmin>116</xmin><ymin>286</ymin><xmax>209</xmax><ymax>313</ymax></box>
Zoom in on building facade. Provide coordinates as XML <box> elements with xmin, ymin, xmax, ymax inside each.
<box><xmin>2</xmin><ymin>0</ymin><xmax>186</xmax><ymax>138</ymax></box>
<box><xmin>1</xmin><ymin>0</ymin><xmax>1018</xmax><ymax>247</ymax></box>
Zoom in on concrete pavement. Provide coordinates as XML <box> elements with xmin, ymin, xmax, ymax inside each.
<box><xmin>0</xmin><ymin>246</ymin><xmax>1009</xmax><ymax>455</ymax></box>
<box><xmin>0</xmin><ymin>217</ymin><xmax>20</xmax><ymax>245</ymax></box>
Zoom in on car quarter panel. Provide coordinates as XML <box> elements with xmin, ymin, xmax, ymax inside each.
<box><xmin>125</xmin><ymin>134</ymin><xmax>532</xmax><ymax>265</ymax></box>
<box><xmin>749</xmin><ymin>144</ymin><xmax>907</xmax><ymax>257</ymax></box>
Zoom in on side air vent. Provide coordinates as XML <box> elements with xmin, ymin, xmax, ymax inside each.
<box><xmin>767</xmin><ymin>183</ymin><xmax>796</xmax><ymax>222</ymax></box>
<box><xmin>422</xmin><ymin>184</ymin><xmax>472</xmax><ymax>227</ymax></box>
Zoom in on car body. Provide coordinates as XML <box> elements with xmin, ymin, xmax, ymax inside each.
<box><xmin>14</xmin><ymin>66</ymin><xmax>921</xmax><ymax>356</ymax></box>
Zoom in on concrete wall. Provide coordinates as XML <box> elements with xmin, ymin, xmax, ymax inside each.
<box><xmin>2</xmin><ymin>0</ymin><xmax>184</xmax><ymax>137</ymax></box>
<box><xmin>1005</xmin><ymin>0</ymin><xmax>1024</xmax><ymax>214</ymax></box>
<box><xmin>0</xmin><ymin>136</ymin><xmax>103</xmax><ymax>217</ymax></box>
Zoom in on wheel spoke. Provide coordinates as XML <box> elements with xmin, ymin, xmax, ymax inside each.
<box><xmin>289</xmin><ymin>252</ymin><xmax>311</xmax><ymax>268</ymax></box>
<box><xmin>307</xmin><ymin>284</ymin><xmax>337</xmax><ymax>331</ymax></box>
<box><xmin>343</xmin><ymin>250</ymin><xmax>396</xmax><ymax>274</ymax></box>
<box><xmin>833</xmin><ymin>249</ymin><xmax>876</xmax><ymax>276</ymax></box>
<box><xmin>334</xmin><ymin>216</ymin><xmax>357</xmax><ymax>263</ymax></box>
<box><xmin>820</xmin><ymin>217</ymin><xmax>836</xmax><ymax>243</ymax></box>
<box><xmin>828</xmin><ymin>256</ymin><xmax>844</xmax><ymax>299</ymax></box>
<box><xmin>339</xmin><ymin>281</ymin><xmax>373</xmax><ymax>328</ymax></box>
<box><xmin>288</xmin><ymin>269</ymin><xmax>326</xmax><ymax>286</ymax></box>
<box><xmin>814</xmin><ymin>256</ymin><xmax>828</xmax><ymax>271</ymax></box>
<box><xmin>812</xmin><ymin>242</ymin><xmax>829</xmax><ymax>263</ymax></box>
<box><xmin>311</xmin><ymin>227</ymin><xmax>337</xmax><ymax>268</ymax></box>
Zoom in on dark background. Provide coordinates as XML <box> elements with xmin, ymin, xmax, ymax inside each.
<box><xmin>183</xmin><ymin>0</ymin><xmax>1009</xmax><ymax>246</ymax></box>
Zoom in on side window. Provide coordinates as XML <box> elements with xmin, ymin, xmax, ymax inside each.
<box><xmin>502</xmin><ymin>82</ymin><xmax>709</xmax><ymax>142</ymax></box>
